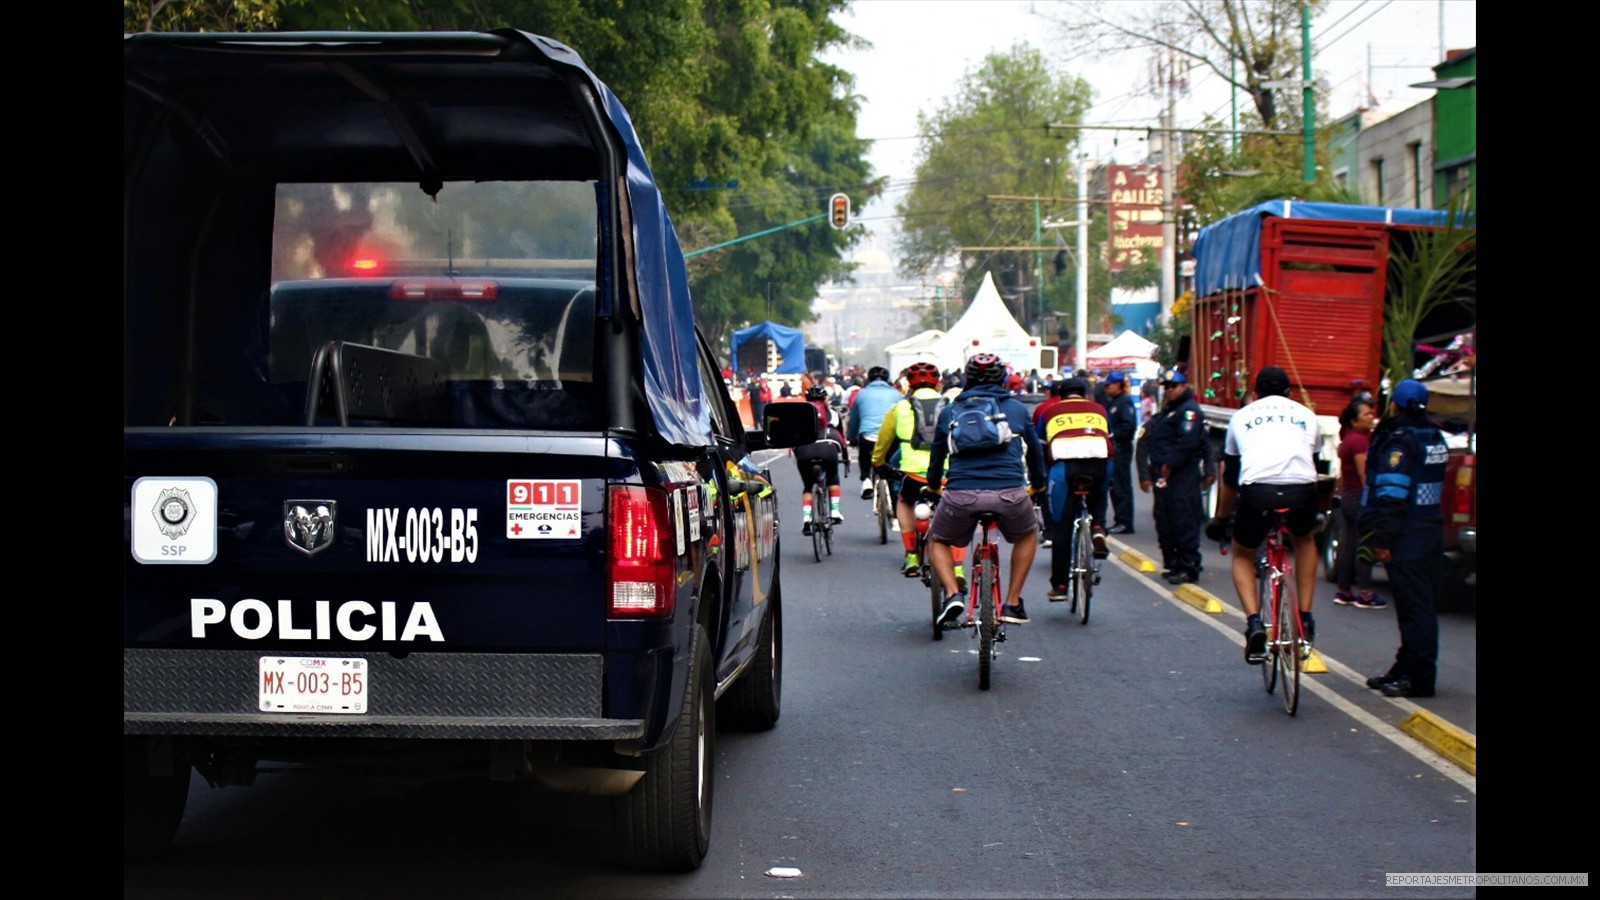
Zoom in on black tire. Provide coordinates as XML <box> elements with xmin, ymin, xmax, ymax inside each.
<box><xmin>1259</xmin><ymin>571</ymin><xmax>1278</xmax><ymax>695</ymax></box>
<box><xmin>1279</xmin><ymin>559</ymin><xmax>1301</xmax><ymax>717</ymax></box>
<box><xmin>1075</xmin><ymin>515</ymin><xmax>1093</xmax><ymax>625</ymax></box>
<box><xmin>875</xmin><ymin>479</ymin><xmax>890</xmax><ymax>545</ymax></box>
<box><xmin>614</xmin><ymin>625</ymin><xmax>715</xmax><ymax>871</ymax></box>
<box><xmin>977</xmin><ymin>557</ymin><xmax>996</xmax><ymax>691</ymax></box>
<box><xmin>124</xmin><ymin>736</ymin><xmax>191</xmax><ymax>860</ymax></box>
<box><xmin>1321</xmin><ymin>508</ymin><xmax>1340</xmax><ymax>583</ymax></box>
<box><xmin>719</xmin><ymin>592</ymin><xmax>782</xmax><ymax>731</ymax></box>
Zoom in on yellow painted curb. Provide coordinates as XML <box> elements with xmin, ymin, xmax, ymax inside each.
<box><xmin>1303</xmin><ymin>650</ymin><xmax>1328</xmax><ymax>673</ymax></box>
<box><xmin>1398</xmin><ymin>709</ymin><xmax>1476</xmax><ymax>776</ymax></box>
<box><xmin>1173</xmin><ymin>584</ymin><xmax>1223</xmax><ymax>613</ymax></box>
<box><xmin>1119</xmin><ymin>548</ymin><xmax>1157</xmax><ymax>572</ymax></box>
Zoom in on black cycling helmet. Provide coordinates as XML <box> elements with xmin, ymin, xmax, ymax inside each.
<box><xmin>905</xmin><ymin>361</ymin><xmax>942</xmax><ymax>390</ymax></box>
<box><xmin>867</xmin><ymin>365</ymin><xmax>891</xmax><ymax>383</ymax></box>
<box><xmin>804</xmin><ymin>385</ymin><xmax>828</xmax><ymax>401</ymax></box>
<box><xmin>1057</xmin><ymin>377</ymin><xmax>1088</xmax><ymax>397</ymax></box>
<box><xmin>964</xmin><ymin>352</ymin><xmax>1005</xmax><ymax>385</ymax></box>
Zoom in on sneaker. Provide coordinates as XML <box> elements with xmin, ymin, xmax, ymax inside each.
<box><xmin>1046</xmin><ymin>585</ymin><xmax>1069</xmax><ymax>602</ymax></box>
<box><xmin>1299</xmin><ymin>611</ymin><xmax>1316</xmax><ymax>645</ymax></box>
<box><xmin>1092</xmin><ymin>529</ymin><xmax>1108</xmax><ymax>559</ymax></box>
<box><xmin>1000</xmin><ymin>600</ymin><xmax>1030</xmax><ymax>624</ymax></box>
<box><xmin>830</xmin><ymin>508</ymin><xmax>844</xmax><ymax>524</ymax></box>
<box><xmin>1378</xmin><ymin>677</ymin><xmax>1434</xmax><ymax>698</ymax></box>
<box><xmin>859</xmin><ymin>481</ymin><xmax>874</xmax><ymax>500</ymax></box>
<box><xmin>1353</xmin><ymin>591</ymin><xmax>1388</xmax><ymax>610</ymax></box>
<box><xmin>901</xmin><ymin>553</ymin><xmax>920</xmax><ymax>577</ymax></box>
<box><xmin>890</xmin><ymin>519</ymin><xmax>901</xmax><ymax>532</ymax></box>
<box><xmin>1244</xmin><ymin>615</ymin><xmax>1268</xmax><ymax>664</ymax></box>
<box><xmin>1332</xmin><ymin>591</ymin><xmax>1356</xmax><ymax>606</ymax></box>
<box><xmin>801</xmin><ymin>520</ymin><xmax>813</xmax><ymax>536</ymax></box>
<box><xmin>1366</xmin><ymin>672</ymin><xmax>1399</xmax><ymax>689</ymax></box>
<box><xmin>1039</xmin><ymin>537</ymin><xmax>1053</xmax><ymax>548</ymax></box>
<box><xmin>936</xmin><ymin>594</ymin><xmax>965</xmax><ymax>627</ymax></box>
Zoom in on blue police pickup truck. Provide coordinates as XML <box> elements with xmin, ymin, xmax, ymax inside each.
<box><xmin>123</xmin><ymin>30</ymin><xmax>817</xmax><ymax>871</ymax></box>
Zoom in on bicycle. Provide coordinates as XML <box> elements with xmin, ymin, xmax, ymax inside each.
<box><xmin>871</xmin><ymin>469</ymin><xmax>894</xmax><ymax>545</ymax></box>
<box><xmin>912</xmin><ymin>494</ymin><xmax>944</xmax><ymax>641</ymax></box>
<box><xmin>1063</xmin><ymin>476</ymin><xmax>1099</xmax><ymax>625</ymax></box>
<box><xmin>1254</xmin><ymin>508</ymin><xmax>1304</xmax><ymax>716</ymax></box>
<box><xmin>957</xmin><ymin>512</ymin><xmax>1006</xmax><ymax>691</ymax></box>
<box><xmin>809</xmin><ymin>461</ymin><xmax>835</xmax><ymax>562</ymax></box>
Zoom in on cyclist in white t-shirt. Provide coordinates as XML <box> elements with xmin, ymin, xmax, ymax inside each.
<box><xmin>1208</xmin><ymin>366</ymin><xmax>1323</xmax><ymax>664</ymax></box>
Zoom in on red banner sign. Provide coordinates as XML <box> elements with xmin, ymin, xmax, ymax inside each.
<box><xmin>1107</xmin><ymin>164</ymin><xmax>1165</xmax><ymax>272</ymax></box>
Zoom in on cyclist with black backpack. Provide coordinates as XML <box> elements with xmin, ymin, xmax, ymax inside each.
<box><xmin>872</xmin><ymin>361</ymin><xmax>966</xmax><ymax>581</ymax></box>
<box><xmin>922</xmin><ymin>353</ymin><xmax>1048</xmax><ymax>627</ymax></box>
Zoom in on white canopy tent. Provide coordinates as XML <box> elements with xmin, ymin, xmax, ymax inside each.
<box><xmin>884</xmin><ymin>329</ymin><xmax>948</xmax><ymax>378</ymax></box>
<box><xmin>1084</xmin><ymin>330</ymin><xmax>1160</xmax><ymax>377</ymax></box>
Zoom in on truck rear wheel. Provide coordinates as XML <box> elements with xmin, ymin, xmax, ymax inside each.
<box><xmin>123</xmin><ymin>736</ymin><xmax>191</xmax><ymax>859</ymax></box>
<box><xmin>613</xmin><ymin>625</ymin><xmax>714</xmax><ymax>871</ymax></box>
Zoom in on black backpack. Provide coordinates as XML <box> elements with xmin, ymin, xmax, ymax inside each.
<box><xmin>908</xmin><ymin>395</ymin><xmax>946</xmax><ymax>450</ymax></box>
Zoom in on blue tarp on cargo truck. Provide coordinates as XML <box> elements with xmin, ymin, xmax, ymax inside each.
<box><xmin>1192</xmin><ymin>200</ymin><xmax>1457</xmax><ymax>297</ymax></box>
<box><xmin>730</xmin><ymin>321</ymin><xmax>807</xmax><ymax>374</ymax></box>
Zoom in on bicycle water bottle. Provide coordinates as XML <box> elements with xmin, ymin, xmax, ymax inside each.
<box><xmin>914</xmin><ymin>501</ymin><xmax>932</xmax><ymax>535</ymax></box>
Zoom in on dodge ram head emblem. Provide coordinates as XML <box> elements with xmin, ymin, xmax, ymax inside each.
<box><xmin>284</xmin><ymin>501</ymin><xmax>337</xmax><ymax>556</ymax></box>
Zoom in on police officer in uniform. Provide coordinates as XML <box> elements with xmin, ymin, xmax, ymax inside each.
<box><xmin>1102</xmin><ymin>371</ymin><xmax>1139</xmax><ymax>533</ymax></box>
<box><xmin>1358</xmin><ymin>379</ymin><xmax>1449</xmax><ymax>698</ymax></box>
<box><xmin>1136</xmin><ymin>368</ymin><xmax>1208</xmax><ymax>583</ymax></box>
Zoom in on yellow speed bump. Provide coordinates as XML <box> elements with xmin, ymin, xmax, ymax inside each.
<box><xmin>1399</xmin><ymin>709</ymin><xmax>1477</xmax><ymax>775</ymax></box>
<box><xmin>1172</xmin><ymin>584</ymin><xmax>1223</xmax><ymax>614</ymax></box>
<box><xmin>1119</xmin><ymin>548</ymin><xmax>1157</xmax><ymax>572</ymax></box>
<box><xmin>1302</xmin><ymin>649</ymin><xmax>1328</xmax><ymax>673</ymax></box>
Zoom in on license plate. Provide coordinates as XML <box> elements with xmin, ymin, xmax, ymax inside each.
<box><xmin>259</xmin><ymin>656</ymin><xmax>368</xmax><ymax>714</ymax></box>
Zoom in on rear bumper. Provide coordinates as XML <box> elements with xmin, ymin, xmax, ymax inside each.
<box><xmin>123</xmin><ymin>648</ymin><xmax>644</xmax><ymax>741</ymax></box>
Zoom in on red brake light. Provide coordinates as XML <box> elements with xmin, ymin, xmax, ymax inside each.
<box><xmin>609</xmin><ymin>486</ymin><xmax>675</xmax><ymax>617</ymax></box>
<box><xmin>1451</xmin><ymin>454</ymin><xmax>1474</xmax><ymax>521</ymax></box>
<box><xmin>387</xmin><ymin>279</ymin><xmax>500</xmax><ymax>300</ymax></box>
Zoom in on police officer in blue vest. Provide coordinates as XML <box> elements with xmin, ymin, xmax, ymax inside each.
<box><xmin>1136</xmin><ymin>368</ymin><xmax>1209</xmax><ymax>583</ymax></box>
<box><xmin>1358</xmin><ymin>379</ymin><xmax>1449</xmax><ymax>698</ymax></box>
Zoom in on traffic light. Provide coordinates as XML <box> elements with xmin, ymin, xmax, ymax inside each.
<box><xmin>829</xmin><ymin>193</ymin><xmax>851</xmax><ymax>230</ymax></box>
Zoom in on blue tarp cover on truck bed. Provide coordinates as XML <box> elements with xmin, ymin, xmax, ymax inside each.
<box><xmin>1192</xmin><ymin>200</ymin><xmax>1456</xmax><ymax>297</ymax></box>
<box><xmin>729</xmin><ymin>322</ymin><xmax>807</xmax><ymax>374</ymax></box>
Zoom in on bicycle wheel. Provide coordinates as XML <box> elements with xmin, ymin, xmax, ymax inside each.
<box><xmin>1066</xmin><ymin>520</ymin><xmax>1080</xmax><ymax>615</ymax></box>
<box><xmin>976</xmin><ymin>551</ymin><xmax>996</xmax><ymax>691</ymax></box>
<box><xmin>874</xmin><ymin>479</ymin><xmax>890</xmax><ymax>545</ymax></box>
<box><xmin>1074</xmin><ymin>511</ymin><xmax>1093</xmax><ymax>625</ymax></box>
<box><xmin>1278</xmin><ymin>551</ymin><xmax>1301</xmax><ymax>716</ymax></box>
<box><xmin>1258</xmin><ymin>568</ymin><xmax>1278</xmax><ymax>695</ymax></box>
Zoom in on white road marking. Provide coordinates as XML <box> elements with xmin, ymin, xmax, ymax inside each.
<box><xmin>1103</xmin><ymin>545</ymin><xmax>1477</xmax><ymax>794</ymax></box>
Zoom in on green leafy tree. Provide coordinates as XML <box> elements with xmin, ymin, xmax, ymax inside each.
<box><xmin>1382</xmin><ymin>196</ymin><xmax>1476</xmax><ymax>386</ymax></box>
<box><xmin>128</xmin><ymin>0</ymin><xmax>876</xmax><ymax>351</ymax></box>
<box><xmin>895</xmin><ymin>45</ymin><xmax>1093</xmax><ymax>334</ymax></box>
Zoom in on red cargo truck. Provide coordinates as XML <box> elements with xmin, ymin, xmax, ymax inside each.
<box><xmin>1187</xmin><ymin>201</ymin><xmax>1474</xmax><ymax>598</ymax></box>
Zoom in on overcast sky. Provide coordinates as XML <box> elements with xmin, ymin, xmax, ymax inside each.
<box><xmin>824</xmin><ymin>0</ymin><xmax>1477</xmax><ymax>267</ymax></box>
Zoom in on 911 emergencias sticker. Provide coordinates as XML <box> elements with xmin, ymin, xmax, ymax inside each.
<box><xmin>506</xmin><ymin>480</ymin><xmax>581</xmax><ymax>539</ymax></box>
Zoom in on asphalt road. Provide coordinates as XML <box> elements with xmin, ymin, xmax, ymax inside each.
<box><xmin>124</xmin><ymin>454</ymin><xmax>1477</xmax><ymax>899</ymax></box>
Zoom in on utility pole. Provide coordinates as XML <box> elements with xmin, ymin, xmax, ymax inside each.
<box><xmin>1159</xmin><ymin>62</ymin><xmax>1177</xmax><ymax>325</ymax></box>
<box><xmin>1076</xmin><ymin>153</ymin><xmax>1089</xmax><ymax>371</ymax></box>
<box><xmin>1301</xmin><ymin>2</ymin><xmax>1315</xmax><ymax>183</ymax></box>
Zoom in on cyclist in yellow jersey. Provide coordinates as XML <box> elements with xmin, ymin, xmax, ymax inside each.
<box><xmin>873</xmin><ymin>362</ymin><xmax>965</xmax><ymax>585</ymax></box>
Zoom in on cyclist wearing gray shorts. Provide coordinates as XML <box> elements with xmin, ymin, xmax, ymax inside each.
<box><xmin>924</xmin><ymin>353</ymin><xmax>1047</xmax><ymax>626</ymax></box>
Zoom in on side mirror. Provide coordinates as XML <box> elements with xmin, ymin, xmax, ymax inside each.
<box><xmin>761</xmin><ymin>400</ymin><xmax>819</xmax><ymax>449</ymax></box>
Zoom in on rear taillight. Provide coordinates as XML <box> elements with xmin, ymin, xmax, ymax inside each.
<box><xmin>1451</xmin><ymin>454</ymin><xmax>1474</xmax><ymax>522</ymax></box>
<box><xmin>608</xmin><ymin>486</ymin><xmax>675</xmax><ymax>617</ymax></box>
